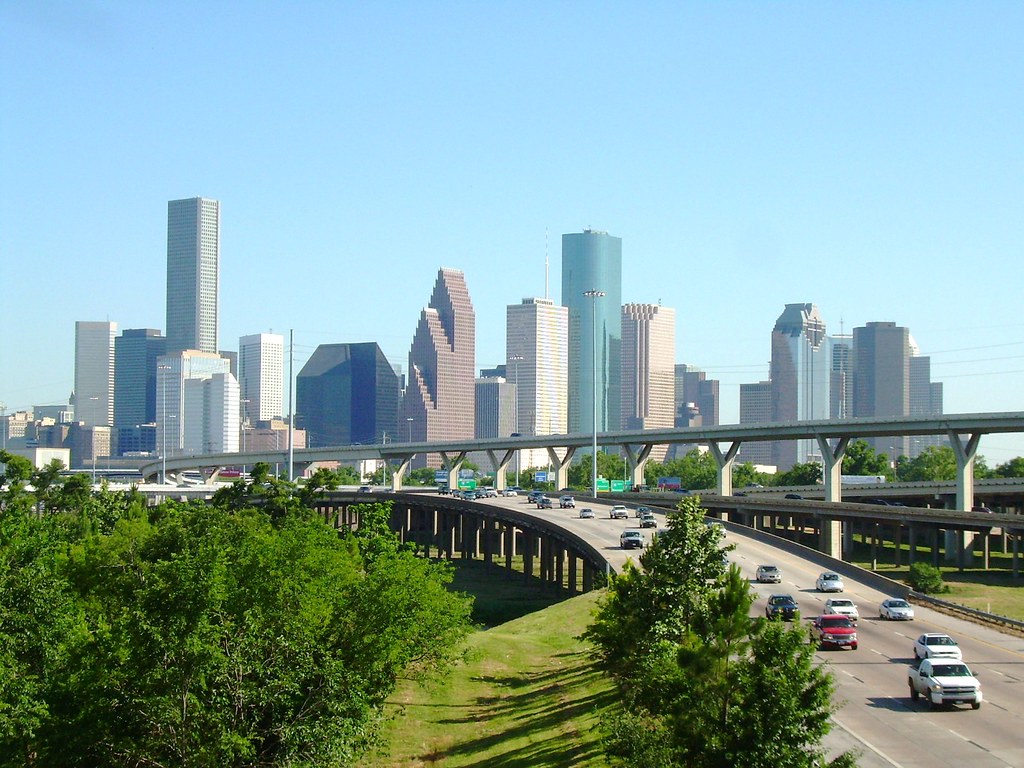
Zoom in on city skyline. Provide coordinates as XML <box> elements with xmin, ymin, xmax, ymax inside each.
<box><xmin>2</xmin><ymin>5</ymin><xmax>1022</xmax><ymax>460</ymax></box>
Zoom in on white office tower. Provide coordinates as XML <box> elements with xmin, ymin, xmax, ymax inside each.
<box><xmin>238</xmin><ymin>333</ymin><xmax>284</xmax><ymax>423</ymax></box>
<box><xmin>74</xmin><ymin>320</ymin><xmax>117</xmax><ymax>426</ymax></box>
<box><xmin>183</xmin><ymin>372</ymin><xmax>240</xmax><ymax>454</ymax></box>
<box><xmin>166</xmin><ymin>197</ymin><xmax>220</xmax><ymax>354</ymax></box>
<box><xmin>506</xmin><ymin>298</ymin><xmax>568</xmax><ymax>470</ymax></box>
<box><xmin>621</xmin><ymin>304</ymin><xmax>676</xmax><ymax>462</ymax></box>
<box><xmin>156</xmin><ymin>350</ymin><xmax>233</xmax><ymax>458</ymax></box>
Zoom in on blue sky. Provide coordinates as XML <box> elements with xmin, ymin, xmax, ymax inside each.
<box><xmin>2</xmin><ymin>2</ymin><xmax>1022</xmax><ymax>460</ymax></box>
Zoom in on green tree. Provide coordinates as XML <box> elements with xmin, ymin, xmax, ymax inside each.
<box><xmin>899</xmin><ymin>446</ymin><xmax>956</xmax><ymax>481</ymax></box>
<box><xmin>995</xmin><ymin>456</ymin><xmax>1024</xmax><ymax>478</ymax></box>
<box><xmin>841</xmin><ymin>440</ymin><xmax>890</xmax><ymax>477</ymax></box>
<box><xmin>732</xmin><ymin>462</ymin><xmax>772</xmax><ymax>488</ymax></box>
<box><xmin>773</xmin><ymin>462</ymin><xmax>822</xmax><ymax>486</ymax></box>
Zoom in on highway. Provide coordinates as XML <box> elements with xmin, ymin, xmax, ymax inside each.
<box><xmin>476</xmin><ymin>492</ymin><xmax>1024</xmax><ymax>767</ymax></box>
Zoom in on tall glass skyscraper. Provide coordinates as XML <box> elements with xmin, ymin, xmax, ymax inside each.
<box><xmin>114</xmin><ymin>328</ymin><xmax>166</xmax><ymax>455</ymax></box>
<box><xmin>561</xmin><ymin>230</ymin><xmax>622</xmax><ymax>436</ymax></box>
<box><xmin>74</xmin><ymin>320</ymin><xmax>117</xmax><ymax>427</ymax></box>
<box><xmin>770</xmin><ymin>303</ymin><xmax>830</xmax><ymax>469</ymax></box>
<box><xmin>166</xmin><ymin>197</ymin><xmax>219</xmax><ymax>354</ymax></box>
<box><xmin>238</xmin><ymin>333</ymin><xmax>284</xmax><ymax>422</ymax></box>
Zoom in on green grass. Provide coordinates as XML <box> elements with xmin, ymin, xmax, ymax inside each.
<box><xmin>358</xmin><ymin>572</ymin><xmax>616</xmax><ymax>768</ymax></box>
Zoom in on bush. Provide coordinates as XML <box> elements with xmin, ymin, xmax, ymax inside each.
<box><xmin>908</xmin><ymin>562</ymin><xmax>947</xmax><ymax>594</ymax></box>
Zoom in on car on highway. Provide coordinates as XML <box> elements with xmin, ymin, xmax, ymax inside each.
<box><xmin>784</xmin><ymin>493</ymin><xmax>803</xmax><ymax>500</ymax></box>
<box><xmin>437</xmin><ymin>485</ymin><xmax>451</xmax><ymax>495</ymax></box>
<box><xmin>638</xmin><ymin>512</ymin><xmax>657</xmax><ymax>528</ymax></box>
<box><xmin>756</xmin><ymin>564</ymin><xmax>782</xmax><ymax>583</ymax></box>
<box><xmin>559</xmin><ymin>495</ymin><xmax>576</xmax><ymax>508</ymax></box>
<box><xmin>635</xmin><ymin>505</ymin><xmax>653</xmax><ymax>518</ymax></box>
<box><xmin>765</xmin><ymin>594</ymin><xmax>799</xmax><ymax>621</ymax></box>
<box><xmin>537</xmin><ymin>496</ymin><xmax>553</xmax><ymax>510</ymax></box>
<box><xmin>578</xmin><ymin>508</ymin><xmax>595</xmax><ymax>519</ymax></box>
<box><xmin>527</xmin><ymin>490</ymin><xmax>544</xmax><ymax>503</ymax></box>
<box><xmin>823</xmin><ymin>598</ymin><xmax>859</xmax><ymax>623</ymax></box>
<box><xmin>501</xmin><ymin>489</ymin><xmax>518</xmax><ymax>497</ymax></box>
<box><xmin>481</xmin><ymin>488</ymin><xmax>498</xmax><ymax>498</ymax></box>
<box><xmin>809</xmin><ymin>614</ymin><xmax>858</xmax><ymax>650</ymax></box>
<box><xmin>879</xmin><ymin>598</ymin><xmax>915</xmax><ymax>621</ymax></box>
<box><xmin>815</xmin><ymin>571</ymin><xmax>845</xmax><ymax>592</ymax></box>
<box><xmin>908</xmin><ymin>659</ymin><xmax>982</xmax><ymax>710</ymax></box>
<box><xmin>914</xmin><ymin>633</ymin><xmax>962</xmax><ymax>661</ymax></box>
<box><xmin>620</xmin><ymin>530</ymin><xmax>645</xmax><ymax>549</ymax></box>
<box><xmin>609</xmin><ymin>505</ymin><xmax>629</xmax><ymax>520</ymax></box>
<box><xmin>358</xmin><ymin>485</ymin><xmax>373</xmax><ymax>493</ymax></box>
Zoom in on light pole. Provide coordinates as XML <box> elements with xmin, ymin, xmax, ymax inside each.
<box><xmin>509</xmin><ymin>354</ymin><xmax>523</xmax><ymax>487</ymax></box>
<box><xmin>583</xmin><ymin>289</ymin><xmax>605</xmax><ymax>498</ymax></box>
<box><xmin>158</xmin><ymin>364</ymin><xmax>171</xmax><ymax>485</ymax></box>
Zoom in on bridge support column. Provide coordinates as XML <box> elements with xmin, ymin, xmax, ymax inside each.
<box><xmin>907</xmin><ymin>524</ymin><xmax>917</xmax><ymax>565</ymax></box>
<box><xmin>392</xmin><ymin>455</ymin><xmax>414</xmax><ymax>490</ymax></box>
<box><xmin>568</xmin><ymin>552</ymin><xmax>578</xmax><ymax>594</ymax></box>
<box><xmin>556</xmin><ymin>547</ymin><xmax>565</xmax><ymax>589</ymax></box>
<box><xmin>819</xmin><ymin>517</ymin><xmax>842</xmax><ymax>560</ymax></box>
<box><xmin>440</xmin><ymin>452</ymin><xmax>469</xmax><ymax>493</ymax></box>
<box><xmin>894</xmin><ymin>524</ymin><xmax>902</xmax><ymax>567</ymax></box>
<box><xmin>487</xmin><ymin>449</ymin><xmax>516</xmax><ymax>491</ymax></box>
<box><xmin>948</xmin><ymin>431</ymin><xmax>981</xmax><ymax>512</ymax></box>
<box><xmin>582</xmin><ymin>561</ymin><xmax>594</xmax><ymax>592</ymax></box>
<box><xmin>1013</xmin><ymin>534</ymin><xmax>1020</xmax><ymax>579</ymax></box>
<box><xmin>843</xmin><ymin>521</ymin><xmax>854</xmax><ymax>560</ymax></box>
<box><xmin>621</xmin><ymin>443</ymin><xmax>654</xmax><ymax>490</ymax></box>
<box><xmin>522</xmin><ymin>532</ymin><xmax>535</xmax><ymax>583</ymax></box>
<box><xmin>546</xmin><ymin>446</ymin><xmax>576</xmax><ymax>492</ymax></box>
<box><xmin>708</xmin><ymin>441</ymin><xmax>740</xmax><ymax>498</ymax></box>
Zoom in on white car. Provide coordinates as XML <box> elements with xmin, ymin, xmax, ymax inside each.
<box><xmin>501</xmin><ymin>489</ymin><xmax>518</xmax><ymax>497</ymax></box>
<box><xmin>578</xmin><ymin>508</ymin><xmax>595</xmax><ymax>519</ymax></box>
<box><xmin>609</xmin><ymin>505</ymin><xmax>629</xmax><ymax>520</ymax></box>
<box><xmin>482</xmin><ymin>488</ymin><xmax>498</xmax><ymax>498</ymax></box>
<box><xmin>755</xmin><ymin>565</ymin><xmax>782</xmax><ymax>583</ymax></box>
<box><xmin>879</xmin><ymin>598</ymin><xmax>915</xmax><ymax>621</ymax></box>
<box><xmin>914</xmin><ymin>633</ymin><xmax>962</xmax><ymax>661</ymax></box>
<box><xmin>824</xmin><ymin>598</ymin><xmax>859</xmax><ymax>623</ymax></box>
<box><xmin>815</xmin><ymin>572</ymin><xmax>845</xmax><ymax>593</ymax></box>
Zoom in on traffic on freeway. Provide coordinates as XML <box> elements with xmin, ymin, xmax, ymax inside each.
<box><xmin>472</xmin><ymin>491</ymin><xmax>1024</xmax><ymax>767</ymax></box>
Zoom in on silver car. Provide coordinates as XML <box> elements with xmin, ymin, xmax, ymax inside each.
<box><xmin>815</xmin><ymin>572</ymin><xmax>845</xmax><ymax>593</ymax></box>
<box><xmin>824</xmin><ymin>598</ymin><xmax>859</xmax><ymax>623</ymax></box>
<box><xmin>879</xmin><ymin>598</ymin><xmax>915</xmax><ymax>621</ymax></box>
<box><xmin>756</xmin><ymin>564</ymin><xmax>782</xmax><ymax>583</ymax></box>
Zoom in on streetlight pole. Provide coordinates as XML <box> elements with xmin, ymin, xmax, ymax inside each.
<box><xmin>583</xmin><ymin>289</ymin><xmax>605</xmax><ymax>499</ymax></box>
<box><xmin>509</xmin><ymin>354</ymin><xmax>523</xmax><ymax>487</ymax></box>
<box><xmin>158</xmin><ymin>364</ymin><xmax>171</xmax><ymax>485</ymax></box>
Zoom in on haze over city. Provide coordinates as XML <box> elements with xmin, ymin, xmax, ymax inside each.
<box><xmin>2</xmin><ymin>3</ymin><xmax>1021</xmax><ymax>459</ymax></box>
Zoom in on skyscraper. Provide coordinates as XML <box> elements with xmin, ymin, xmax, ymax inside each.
<box><xmin>114</xmin><ymin>328</ymin><xmax>166</xmax><ymax>455</ymax></box>
<box><xmin>674</xmin><ymin>364</ymin><xmax>720</xmax><ymax>428</ymax></box>
<box><xmin>739</xmin><ymin>381</ymin><xmax>772</xmax><ymax>466</ymax></box>
<box><xmin>166</xmin><ymin>197</ymin><xmax>220</xmax><ymax>354</ymax></box>
<box><xmin>506</xmin><ymin>297</ymin><xmax>568</xmax><ymax>469</ymax></box>
<box><xmin>621</xmin><ymin>303</ymin><xmax>675</xmax><ymax>461</ymax></box>
<box><xmin>296</xmin><ymin>343</ymin><xmax>399</xmax><ymax>448</ymax></box>
<box><xmin>561</xmin><ymin>229</ymin><xmax>622</xmax><ymax>436</ymax></box>
<box><xmin>402</xmin><ymin>268</ymin><xmax>475</xmax><ymax>465</ymax></box>
<box><xmin>74</xmin><ymin>321</ymin><xmax>117</xmax><ymax>427</ymax></box>
<box><xmin>156</xmin><ymin>350</ymin><xmax>233</xmax><ymax>458</ymax></box>
<box><xmin>852</xmin><ymin>321</ymin><xmax>912</xmax><ymax>457</ymax></box>
<box><xmin>474</xmin><ymin>376</ymin><xmax>517</xmax><ymax>440</ymax></box>
<box><xmin>770</xmin><ymin>303</ymin><xmax>830</xmax><ymax>469</ymax></box>
<box><xmin>238</xmin><ymin>333</ymin><xmax>285</xmax><ymax>423</ymax></box>
<box><xmin>830</xmin><ymin>334</ymin><xmax>853</xmax><ymax>419</ymax></box>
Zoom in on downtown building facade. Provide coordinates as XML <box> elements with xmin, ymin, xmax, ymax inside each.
<box><xmin>113</xmin><ymin>328</ymin><xmax>166</xmax><ymax>455</ymax></box>
<box><xmin>621</xmin><ymin>303</ymin><xmax>675</xmax><ymax>462</ymax></box>
<box><xmin>74</xmin><ymin>320</ymin><xmax>117</xmax><ymax>428</ymax></box>
<box><xmin>238</xmin><ymin>333</ymin><xmax>284</xmax><ymax>424</ymax></box>
<box><xmin>668</xmin><ymin>364</ymin><xmax>720</xmax><ymax>460</ymax></box>
<box><xmin>562</xmin><ymin>229</ymin><xmax>622</xmax><ymax>437</ymax></box>
<box><xmin>769</xmin><ymin>303</ymin><xmax>830</xmax><ymax>470</ymax></box>
<box><xmin>738</xmin><ymin>381</ymin><xmax>773</xmax><ymax>466</ymax></box>
<box><xmin>166</xmin><ymin>197</ymin><xmax>220</xmax><ymax>354</ymax></box>
<box><xmin>402</xmin><ymin>268</ymin><xmax>476</xmax><ymax>467</ymax></box>
<box><xmin>155</xmin><ymin>350</ymin><xmax>237</xmax><ymax>458</ymax></box>
<box><xmin>295</xmin><ymin>343</ymin><xmax>399</xmax><ymax>448</ymax></box>
<box><xmin>506</xmin><ymin>297</ymin><xmax>568</xmax><ymax>469</ymax></box>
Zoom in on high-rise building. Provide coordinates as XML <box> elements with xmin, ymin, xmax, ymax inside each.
<box><xmin>621</xmin><ymin>303</ymin><xmax>675</xmax><ymax>462</ymax></box>
<box><xmin>674</xmin><ymin>364</ymin><xmax>720</xmax><ymax>427</ymax></box>
<box><xmin>474</xmin><ymin>376</ymin><xmax>516</xmax><ymax>440</ymax></box>
<box><xmin>166</xmin><ymin>197</ymin><xmax>220</xmax><ymax>354</ymax></box>
<box><xmin>739</xmin><ymin>381</ymin><xmax>773</xmax><ymax>466</ymax></box>
<box><xmin>74</xmin><ymin>321</ymin><xmax>116</xmax><ymax>427</ymax></box>
<box><xmin>402</xmin><ymin>268</ymin><xmax>476</xmax><ymax>466</ymax></box>
<box><xmin>238</xmin><ymin>333</ymin><xmax>284</xmax><ymax>424</ymax></box>
<box><xmin>910</xmin><ymin>351</ymin><xmax>945</xmax><ymax>458</ymax></box>
<box><xmin>852</xmin><ymin>321</ymin><xmax>910</xmax><ymax>456</ymax></box>
<box><xmin>830</xmin><ymin>334</ymin><xmax>853</xmax><ymax>420</ymax></box>
<box><xmin>114</xmin><ymin>328</ymin><xmax>166</xmax><ymax>455</ymax></box>
<box><xmin>183</xmin><ymin>372</ymin><xmax>239</xmax><ymax>454</ymax></box>
<box><xmin>561</xmin><ymin>229</ymin><xmax>622</xmax><ymax>436</ymax></box>
<box><xmin>770</xmin><ymin>303</ymin><xmax>830</xmax><ymax>470</ymax></box>
<box><xmin>506</xmin><ymin>297</ymin><xmax>568</xmax><ymax>469</ymax></box>
<box><xmin>156</xmin><ymin>350</ymin><xmax>233</xmax><ymax>458</ymax></box>
<box><xmin>296</xmin><ymin>343</ymin><xmax>399</xmax><ymax>448</ymax></box>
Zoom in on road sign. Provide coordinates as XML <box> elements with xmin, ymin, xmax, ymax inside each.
<box><xmin>534</xmin><ymin>471</ymin><xmax>548</xmax><ymax>482</ymax></box>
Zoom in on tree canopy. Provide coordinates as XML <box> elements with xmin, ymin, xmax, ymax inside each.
<box><xmin>0</xmin><ymin>453</ymin><xmax>473</xmax><ymax>766</ymax></box>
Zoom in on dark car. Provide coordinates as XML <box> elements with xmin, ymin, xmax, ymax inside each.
<box><xmin>636</xmin><ymin>505</ymin><xmax>653</xmax><ymax>518</ymax></box>
<box><xmin>766</xmin><ymin>594</ymin><xmax>799</xmax><ymax>621</ymax></box>
<box><xmin>784</xmin><ymin>493</ymin><xmax>803</xmax><ymax>500</ymax></box>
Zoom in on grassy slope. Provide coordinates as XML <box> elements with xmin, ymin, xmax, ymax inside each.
<box><xmin>359</xmin><ymin>587</ymin><xmax>616</xmax><ymax>768</ymax></box>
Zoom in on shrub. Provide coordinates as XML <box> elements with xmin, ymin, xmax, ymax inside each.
<box><xmin>908</xmin><ymin>562</ymin><xmax>947</xmax><ymax>594</ymax></box>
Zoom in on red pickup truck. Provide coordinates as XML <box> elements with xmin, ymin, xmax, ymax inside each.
<box><xmin>809</xmin><ymin>614</ymin><xmax>858</xmax><ymax>650</ymax></box>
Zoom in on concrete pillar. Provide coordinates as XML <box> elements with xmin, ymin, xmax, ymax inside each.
<box><xmin>546</xmin><ymin>446</ymin><xmax>577</xmax><ymax>492</ymax></box>
<box><xmin>582</xmin><ymin>561</ymin><xmax>594</xmax><ymax>592</ymax></box>
<box><xmin>820</xmin><ymin>517</ymin><xmax>841</xmax><ymax>560</ymax></box>
<box><xmin>843</xmin><ymin>521</ymin><xmax>854</xmax><ymax>560</ymax></box>
<box><xmin>568</xmin><ymin>554</ymin><xmax>578</xmax><ymax>594</ymax></box>
<box><xmin>392</xmin><ymin>455</ymin><xmax>414</xmax><ymax>490</ymax></box>
<box><xmin>621</xmin><ymin>443</ymin><xmax>654</xmax><ymax>490</ymax></box>
<box><xmin>523</xmin><ymin>532</ymin><xmax>534</xmax><ymax>583</ymax></box>
<box><xmin>556</xmin><ymin>546</ymin><xmax>565</xmax><ymax>589</ymax></box>
<box><xmin>983</xmin><ymin>531</ymin><xmax>990</xmax><ymax>570</ymax></box>
<box><xmin>817</xmin><ymin>435</ymin><xmax>850</xmax><ymax>504</ymax></box>
<box><xmin>948</xmin><ymin>431</ymin><xmax>981</xmax><ymax>512</ymax></box>
<box><xmin>870</xmin><ymin>524</ymin><xmax>879</xmax><ymax>571</ymax></box>
<box><xmin>708</xmin><ymin>440</ymin><xmax>740</xmax><ymax>497</ymax></box>
<box><xmin>1013</xmin><ymin>534</ymin><xmax>1020</xmax><ymax>579</ymax></box>
<box><xmin>440</xmin><ymin>451</ymin><xmax>468</xmax><ymax>493</ymax></box>
<box><xmin>505</xmin><ymin>526</ymin><xmax>514</xmax><ymax>573</ymax></box>
<box><xmin>487</xmin><ymin>448</ymin><xmax>515</xmax><ymax>491</ymax></box>
<box><xmin>907</xmin><ymin>524</ymin><xmax>916</xmax><ymax>565</ymax></box>
<box><xmin>894</xmin><ymin>524</ymin><xmax>902</xmax><ymax>568</ymax></box>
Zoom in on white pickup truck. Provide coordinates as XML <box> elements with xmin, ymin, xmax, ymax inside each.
<box><xmin>907</xmin><ymin>659</ymin><xmax>982</xmax><ymax>710</ymax></box>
